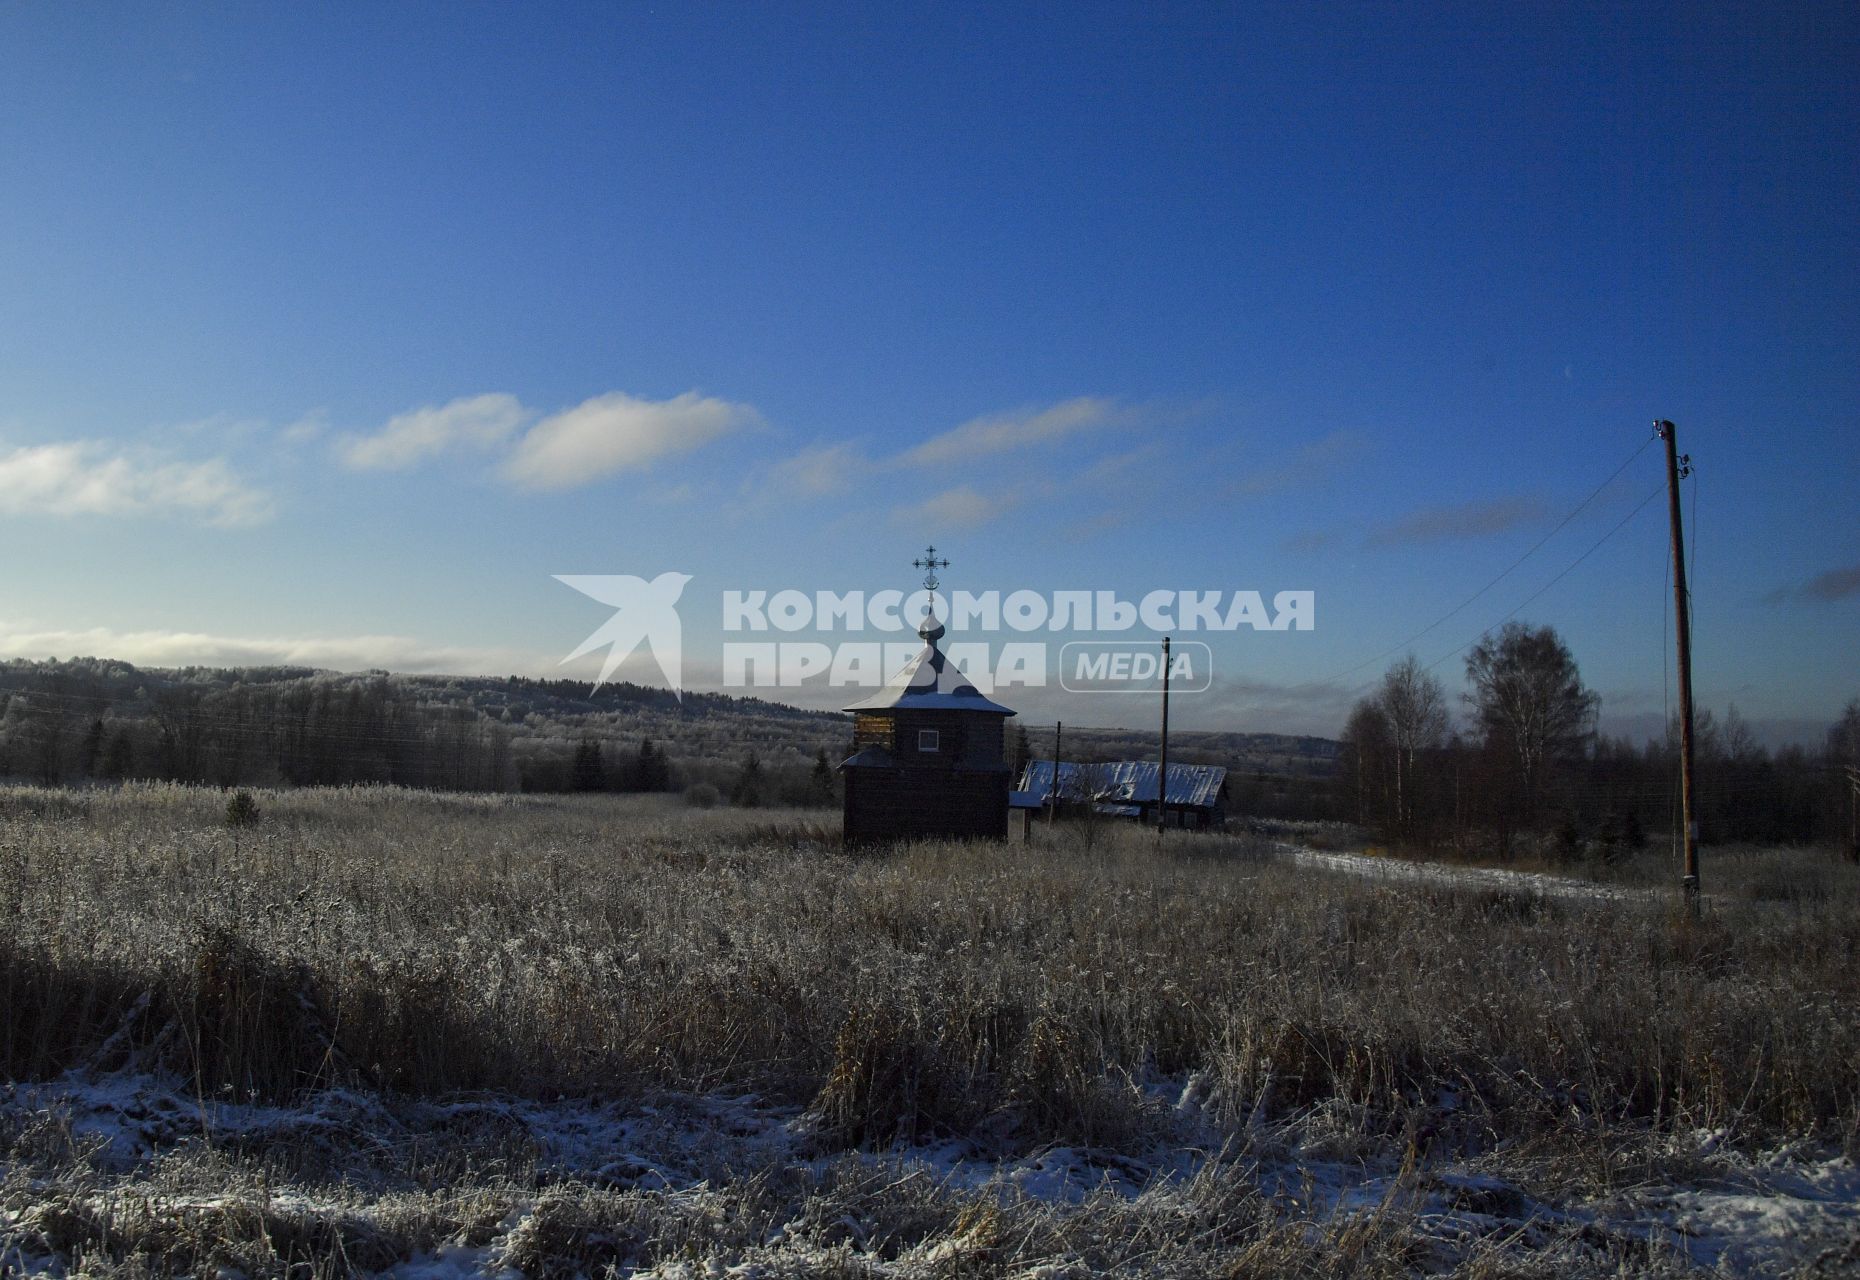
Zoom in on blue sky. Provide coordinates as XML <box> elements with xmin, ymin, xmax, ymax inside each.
<box><xmin>1</xmin><ymin>2</ymin><xmax>1854</xmax><ymax>741</ymax></box>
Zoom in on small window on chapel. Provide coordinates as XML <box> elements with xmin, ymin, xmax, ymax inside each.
<box><xmin>918</xmin><ymin>729</ymin><xmax>940</xmax><ymax>753</ymax></box>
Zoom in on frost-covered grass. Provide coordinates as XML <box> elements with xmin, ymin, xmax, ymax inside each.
<box><xmin>15</xmin><ymin>1069</ymin><xmax>1855</xmax><ymax>1277</ymax></box>
<box><xmin>1</xmin><ymin>782</ymin><xmax>1857</xmax><ymax>1275</ymax></box>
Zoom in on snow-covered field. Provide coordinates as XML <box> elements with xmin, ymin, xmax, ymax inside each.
<box><xmin>3</xmin><ymin>1069</ymin><xmax>1855</xmax><ymax>1277</ymax></box>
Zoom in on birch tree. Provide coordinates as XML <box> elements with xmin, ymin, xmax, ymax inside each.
<box><xmin>1377</xmin><ymin>654</ymin><xmax>1448</xmax><ymax>836</ymax></box>
<box><xmin>1464</xmin><ymin>622</ymin><xmax>1597</xmax><ymax>823</ymax></box>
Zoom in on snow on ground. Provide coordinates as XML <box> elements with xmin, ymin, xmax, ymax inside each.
<box><xmin>1599</xmin><ymin>1145</ymin><xmax>1860</xmax><ymax>1275</ymax></box>
<box><xmin>381</xmin><ymin>1246</ymin><xmax>519</xmax><ymax>1279</ymax></box>
<box><xmin>4</xmin><ymin>1070</ymin><xmax>1855</xmax><ymax>1276</ymax></box>
<box><xmin>1266</xmin><ymin>840</ymin><xmax>1650</xmax><ymax>904</ymax></box>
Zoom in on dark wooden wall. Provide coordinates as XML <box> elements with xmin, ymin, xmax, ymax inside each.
<box><xmin>844</xmin><ymin>707</ymin><xmax>1013</xmax><ymax>843</ymax></box>
<box><xmin>843</xmin><ymin>765</ymin><xmax>1010</xmax><ymax>843</ymax></box>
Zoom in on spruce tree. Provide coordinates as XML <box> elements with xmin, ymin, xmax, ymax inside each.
<box><xmin>572</xmin><ymin>739</ymin><xmax>605</xmax><ymax>792</ymax></box>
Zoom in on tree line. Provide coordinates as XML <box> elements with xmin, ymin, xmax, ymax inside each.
<box><xmin>1340</xmin><ymin>621</ymin><xmax>1859</xmax><ymax>858</ymax></box>
<box><xmin>0</xmin><ymin>658</ymin><xmax>849</xmax><ymax>799</ymax></box>
<box><xmin>3</xmin><ymin>646</ymin><xmax>1854</xmax><ymax>844</ymax></box>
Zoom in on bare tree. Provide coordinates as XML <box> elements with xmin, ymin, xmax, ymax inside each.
<box><xmin>1377</xmin><ymin>655</ymin><xmax>1448</xmax><ymax>837</ymax></box>
<box><xmin>1829</xmin><ymin>698</ymin><xmax>1860</xmax><ymax>767</ymax></box>
<box><xmin>1340</xmin><ymin>697</ymin><xmax>1393</xmax><ymax>831</ymax></box>
<box><xmin>1830</xmin><ymin>698</ymin><xmax>1860</xmax><ymax>861</ymax></box>
<box><xmin>1464</xmin><ymin>622</ymin><xmax>1597</xmax><ymax>824</ymax></box>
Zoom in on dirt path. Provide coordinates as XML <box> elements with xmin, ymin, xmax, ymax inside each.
<box><xmin>1267</xmin><ymin>841</ymin><xmax>1665</xmax><ymax>906</ymax></box>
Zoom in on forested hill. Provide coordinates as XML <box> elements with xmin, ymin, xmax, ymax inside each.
<box><xmin>1051</xmin><ymin>726</ymin><xmax>1337</xmax><ymax>777</ymax></box>
<box><xmin>0</xmin><ymin>657</ymin><xmax>849</xmax><ymax>795</ymax></box>
<box><xmin>0</xmin><ymin>656</ymin><xmax>1338</xmax><ymax>799</ymax></box>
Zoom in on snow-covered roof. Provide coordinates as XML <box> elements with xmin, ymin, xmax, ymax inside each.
<box><xmin>1019</xmin><ymin>760</ymin><xmax>1228</xmax><ymax>808</ymax></box>
<box><xmin>838</xmin><ymin>745</ymin><xmax>896</xmax><ymax>771</ymax></box>
<box><xmin>842</xmin><ymin>612</ymin><xmax>1016</xmax><ymax>716</ymax></box>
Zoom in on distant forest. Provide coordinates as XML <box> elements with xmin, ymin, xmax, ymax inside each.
<box><xmin>0</xmin><ymin>657</ymin><xmax>847</xmax><ymax>800</ymax></box>
<box><xmin>0</xmin><ymin>657</ymin><xmax>1338</xmax><ymax>815</ymax></box>
<box><xmin>3</xmin><ymin>653</ymin><xmax>1853</xmax><ymax>851</ymax></box>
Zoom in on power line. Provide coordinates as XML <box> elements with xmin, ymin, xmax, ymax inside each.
<box><xmin>1308</xmin><ymin>436</ymin><xmax>1656</xmax><ymax>692</ymax></box>
<box><xmin>1423</xmin><ymin>483</ymin><xmax>1667</xmax><ymax>674</ymax></box>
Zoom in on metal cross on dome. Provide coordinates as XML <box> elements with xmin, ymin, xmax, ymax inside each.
<box><xmin>912</xmin><ymin>545</ymin><xmax>950</xmax><ymax>593</ymax></box>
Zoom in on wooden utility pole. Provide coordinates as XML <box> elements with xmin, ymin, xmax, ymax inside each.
<box><xmin>1049</xmin><ymin>721</ymin><xmax>1062</xmax><ymax>827</ymax></box>
<box><xmin>1157</xmin><ymin>636</ymin><xmax>1171</xmax><ymax>835</ymax></box>
<box><xmin>1657</xmin><ymin>420</ymin><xmax>1700</xmax><ymax>911</ymax></box>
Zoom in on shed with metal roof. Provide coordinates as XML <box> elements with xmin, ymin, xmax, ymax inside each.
<box><xmin>1019</xmin><ymin>759</ymin><xmax>1229</xmax><ymax>830</ymax></box>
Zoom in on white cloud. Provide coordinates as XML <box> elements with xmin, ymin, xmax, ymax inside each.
<box><xmin>0</xmin><ymin>622</ymin><xmax>536</xmax><ymax>675</ymax></box>
<box><xmin>760</xmin><ymin>398</ymin><xmax>1135</xmax><ymax>492</ymax></box>
<box><xmin>1047</xmin><ymin>443</ymin><xmax>1174</xmax><ymax>538</ymax></box>
<box><xmin>764</xmin><ymin>442</ymin><xmax>869</xmax><ymax>498</ymax></box>
<box><xmin>501</xmin><ymin>391</ymin><xmax>758</xmax><ymax>491</ymax></box>
<box><xmin>336</xmin><ymin>393</ymin><xmax>527</xmax><ymax>470</ymax></box>
<box><xmin>746</xmin><ymin>396</ymin><xmax>1132</xmax><ymax>521</ymax></box>
<box><xmin>896</xmin><ymin>397</ymin><xmax>1116</xmax><ymax>466</ymax></box>
<box><xmin>0</xmin><ymin>442</ymin><xmax>272</xmax><ymax>526</ymax></box>
<box><xmin>891</xmin><ymin>485</ymin><xmax>1022</xmax><ymax>530</ymax></box>
<box><xmin>278</xmin><ymin>413</ymin><xmax>328</xmax><ymax>446</ymax></box>
<box><xmin>331</xmin><ymin>389</ymin><xmax>754</xmax><ymax>489</ymax></box>
<box><xmin>1231</xmin><ymin>429</ymin><xmax>1372</xmax><ymax>497</ymax></box>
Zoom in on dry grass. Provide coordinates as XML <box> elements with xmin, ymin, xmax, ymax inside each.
<box><xmin>2</xmin><ymin>784</ymin><xmax>1855</xmax><ymax>1151</ymax></box>
<box><xmin>0</xmin><ymin>783</ymin><xmax>1855</xmax><ymax>1274</ymax></box>
<box><xmin>0</xmin><ymin>1104</ymin><xmax>1682</xmax><ymax>1279</ymax></box>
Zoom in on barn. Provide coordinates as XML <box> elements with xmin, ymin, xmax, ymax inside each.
<box><xmin>838</xmin><ymin>610</ymin><xmax>1017</xmax><ymax>843</ymax></box>
<box><xmin>1019</xmin><ymin>759</ymin><xmax>1229</xmax><ymax>830</ymax></box>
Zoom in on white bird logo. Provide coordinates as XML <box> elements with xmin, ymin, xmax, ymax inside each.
<box><xmin>555</xmin><ymin>571</ymin><xmax>694</xmax><ymax>694</ymax></box>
